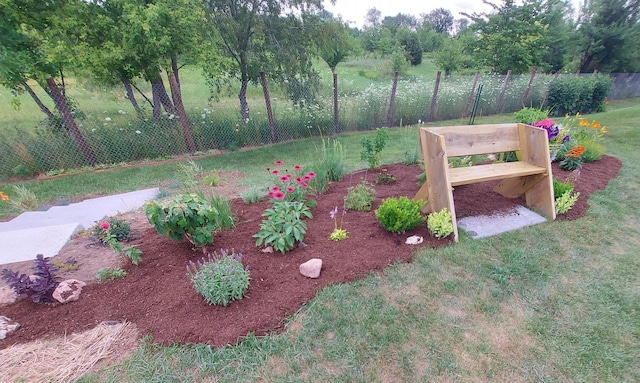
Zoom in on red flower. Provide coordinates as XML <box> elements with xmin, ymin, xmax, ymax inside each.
<box><xmin>271</xmin><ymin>186</ymin><xmax>280</xmax><ymax>193</ymax></box>
<box><xmin>271</xmin><ymin>169</ymin><xmax>280</xmax><ymax>175</ymax></box>
<box><xmin>279</xmin><ymin>175</ymin><xmax>288</xmax><ymax>182</ymax></box>
<box><xmin>99</xmin><ymin>222</ymin><xmax>110</xmax><ymax>230</ymax></box>
<box><xmin>300</xmin><ymin>182</ymin><xmax>309</xmax><ymax>188</ymax></box>
<box><xmin>306</xmin><ymin>171</ymin><xmax>316</xmax><ymax>178</ymax></box>
<box><xmin>294</xmin><ymin>177</ymin><xmax>303</xmax><ymax>184</ymax></box>
<box><xmin>293</xmin><ymin>165</ymin><xmax>302</xmax><ymax>171</ymax></box>
<box><xmin>302</xmin><ymin>174</ymin><xmax>312</xmax><ymax>181</ymax></box>
<box><xmin>274</xmin><ymin>160</ymin><xmax>284</xmax><ymax>166</ymax></box>
<box><xmin>286</xmin><ymin>186</ymin><xmax>296</xmax><ymax>193</ymax></box>
<box><xmin>272</xmin><ymin>190</ymin><xmax>285</xmax><ymax>200</ymax></box>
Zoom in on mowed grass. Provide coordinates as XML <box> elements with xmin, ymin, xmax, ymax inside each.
<box><xmin>50</xmin><ymin>98</ymin><xmax>640</xmax><ymax>382</ymax></box>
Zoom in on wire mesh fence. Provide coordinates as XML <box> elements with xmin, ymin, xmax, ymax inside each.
<box><xmin>1</xmin><ymin>71</ymin><xmax>639</xmax><ymax>179</ymax></box>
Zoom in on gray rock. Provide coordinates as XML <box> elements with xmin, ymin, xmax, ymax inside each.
<box><xmin>0</xmin><ymin>316</ymin><xmax>20</xmax><ymax>339</ymax></box>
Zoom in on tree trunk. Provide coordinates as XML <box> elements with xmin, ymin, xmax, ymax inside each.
<box><xmin>168</xmin><ymin>58</ymin><xmax>196</xmax><ymax>152</ymax></box>
<box><xmin>239</xmin><ymin>76</ymin><xmax>250</xmax><ymax>123</ymax></box>
<box><xmin>121</xmin><ymin>76</ymin><xmax>144</xmax><ymax>116</ymax></box>
<box><xmin>150</xmin><ymin>76</ymin><xmax>176</xmax><ymax>115</ymax></box>
<box><xmin>21</xmin><ymin>80</ymin><xmax>55</xmax><ymax>120</ymax></box>
<box><xmin>46</xmin><ymin>77</ymin><xmax>97</xmax><ymax>166</ymax></box>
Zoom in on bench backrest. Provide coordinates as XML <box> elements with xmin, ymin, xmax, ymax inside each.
<box><xmin>420</xmin><ymin>123</ymin><xmax>522</xmax><ymax>157</ymax></box>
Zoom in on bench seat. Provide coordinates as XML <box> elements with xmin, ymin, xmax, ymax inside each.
<box><xmin>449</xmin><ymin>161</ymin><xmax>546</xmax><ymax>186</ymax></box>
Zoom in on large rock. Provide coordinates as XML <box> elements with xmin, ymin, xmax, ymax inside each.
<box><xmin>299</xmin><ymin>258</ymin><xmax>322</xmax><ymax>279</ymax></box>
<box><xmin>0</xmin><ymin>285</ymin><xmax>17</xmax><ymax>306</ymax></box>
<box><xmin>0</xmin><ymin>316</ymin><xmax>20</xmax><ymax>339</ymax></box>
<box><xmin>52</xmin><ymin>279</ymin><xmax>86</xmax><ymax>304</ymax></box>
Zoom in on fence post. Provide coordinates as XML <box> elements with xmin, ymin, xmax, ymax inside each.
<box><xmin>496</xmin><ymin>70</ymin><xmax>511</xmax><ymax>113</ymax></box>
<box><xmin>428</xmin><ymin>71</ymin><xmax>442</xmax><ymax>122</ymax></box>
<box><xmin>521</xmin><ymin>67</ymin><xmax>538</xmax><ymax>107</ymax></box>
<box><xmin>386</xmin><ymin>71</ymin><xmax>399</xmax><ymax>127</ymax></box>
<box><xmin>333</xmin><ymin>72</ymin><xmax>339</xmax><ymax>134</ymax></box>
<box><xmin>464</xmin><ymin>71</ymin><xmax>480</xmax><ymax>117</ymax></box>
<box><xmin>260</xmin><ymin>71</ymin><xmax>277</xmax><ymax>143</ymax></box>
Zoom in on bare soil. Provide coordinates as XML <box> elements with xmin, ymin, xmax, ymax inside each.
<box><xmin>0</xmin><ymin>156</ymin><xmax>622</xmax><ymax>350</ymax></box>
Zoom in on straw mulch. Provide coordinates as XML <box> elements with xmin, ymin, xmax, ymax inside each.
<box><xmin>0</xmin><ymin>321</ymin><xmax>138</xmax><ymax>383</ymax></box>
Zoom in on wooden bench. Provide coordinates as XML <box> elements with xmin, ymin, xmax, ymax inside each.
<box><xmin>414</xmin><ymin>123</ymin><xmax>556</xmax><ymax>242</ymax></box>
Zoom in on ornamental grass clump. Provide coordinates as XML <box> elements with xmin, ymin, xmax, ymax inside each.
<box><xmin>375</xmin><ymin>196</ymin><xmax>425</xmax><ymax>233</ymax></box>
<box><xmin>186</xmin><ymin>250</ymin><xmax>250</xmax><ymax>306</ymax></box>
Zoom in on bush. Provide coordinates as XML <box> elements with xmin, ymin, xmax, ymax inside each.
<box><xmin>375</xmin><ymin>196</ymin><xmax>425</xmax><ymax>233</ymax></box>
<box><xmin>145</xmin><ymin>193</ymin><xmax>234</xmax><ymax>249</ymax></box>
<box><xmin>514</xmin><ymin>107</ymin><xmax>549</xmax><ymax>124</ymax></box>
<box><xmin>344</xmin><ymin>181</ymin><xmax>377</xmax><ymax>211</ymax></box>
<box><xmin>254</xmin><ymin>201</ymin><xmax>312</xmax><ymax>254</ymax></box>
<box><xmin>427</xmin><ymin>208</ymin><xmax>454</xmax><ymax>239</ymax></box>
<box><xmin>547</xmin><ymin>74</ymin><xmax>612</xmax><ymax>116</ymax></box>
<box><xmin>1</xmin><ymin>254</ymin><xmax>59</xmax><ymax>304</ymax></box>
<box><xmin>92</xmin><ymin>217</ymin><xmax>132</xmax><ymax>243</ymax></box>
<box><xmin>360</xmin><ymin>127</ymin><xmax>389</xmax><ymax>169</ymax></box>
<box><xmin>580</xmin><ymin>140</ymin><xmax>605</xmax><ymax>162</ymax></box>
<box><xmin>553</xmin><ymin>179</ymin><xmax>574</xmax><ymax>200</ymax></box>
<box><xmin>186</xmin><ymin>250</ymin><xmax>250</xmax><ymax>306</ymax></box>
<box><xmin>555</xmin><ymin>190</ymin><xmax>580</xmax><ymax>215</ymax></box>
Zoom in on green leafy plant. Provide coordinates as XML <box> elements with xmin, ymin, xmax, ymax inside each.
<box><xmin>559</xmin><ymin>145</ymin><xmax>586</xmax><ymax>171</ymax></box>
<box><xmin>254</xmin><ymin>201</ymin><xmax>312</xmax><ymax>254</ymax></box>
<box><xmin>427</xmin><ymin>208</ymin><xmax>454</xmax><ymax>239</ymax></box>
<box><xmin>52</xmin><ymin>258</ymin><xmax>79</xmax><ymax>271</ymax></box>
<box><xmin>240</xmin><ymin>187</ymin><xmax>266</xmax><ymax>204</ymax></box>
<box><xmin>344</xmin><ymin>181</ymin><xmax>377</xmax><ymax>211</ymax></box>
<box><xmin>202</xmin><ymin>172</ymin><xmax>221</xmax><ymax>187</ymax></box>
<box><xmin>360</xmin><ymin>127</ymin><xmax>389</xmax><ymax>169</ymax></box>
<box><xmin>329</xmin><ymin>206</ymin><xmax>348</xmax><ymax>241</ymax></box>
<box><xmin>553</xmin><ymin>179</ymin><xmax>574</xmax><ymax>199</ymax></box>
<box><xmin>1</xmin><ymin>254</ymin><xmax>59</xmax><ymax>304</ymax></box>
<box><xmin>186</xmin><ymin>250</ymin><xmax>250</xmax><ymax>306</ymax></box>
<box><xmin>374</xmin><ymin>169</ymin><xmax>396</xmax><ymax>185</ymax></box>
<box><xmin>375</xmin><ymin>196</ymin><xmax>425</xmax><ymax>233</ymax></box>
<box><xmin>555</xmin><ymin>190</ymin><xmax>580</xmax><ymax>215</ymax></box>
<box><xmin>580</xmin><ymin>139</ymin><xmax>605</xmax><ymax>162</ymax></box>
<box><xmin>92</xmin><ymin>218</ymin><xmax>132</xmax><ymax>243</ymax></box>
<box><xmin>315</xmin><ymin>138</ymin><xmax>347</xmax><ymax>182</ymax></box>
<box><xmin>145</xmin><ymin>193</ymin><xmax>233</xmax><ymax>251</ymax></box>
<box><xmin>95</xmin><ymin>267</ymin><xmax>128</xmax><ymax>281</ymax></box>
<box><xmin>514</xmin><ymin>107</ymin><xmax>549</xmax><ymax>124</ymax></box>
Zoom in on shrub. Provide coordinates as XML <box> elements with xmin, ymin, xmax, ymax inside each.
<box><xmin>240</xmin><ymin>187</ymin><xmax>266</xmax><ymax>204</ymax></box>
<box><xmin>145</xmin><ymin>193</ymin><xmax>234</xmax><ymax>249</ymax></box>
<box><xmin>186</xmin><ymin>250</ymin><xmax>250</xmax><ymax>306</ymax></box>
<box><xmin>344</xmin><ymin>181</ymin><xmax>377</xmax><ymax>211</ymax></box>
<box><xmin>580</xmin><ymin>140</ymin><xmax>605</xmax><ymax>162</ymax></box>
<box><xmin>427</xmin><ymin>208</ymin><xmax>454</xmax><ymax>238</ymax></box>
<box><xmin>514</xmin><ymin>107</ymin><xmax>549</xmax><ymax>124</ymax></box>
<box><xmin>375</xmin><ymin>196</ymin><xmax>425</xmax><ymax>233</ymax></box>
<box><xmin>1</xmin><ymin>254</ymin><xmax>59</xmax><ymax>304</ymax></box>
<box><xmin>92</xmin><ymin>217</ymin><xmax>132</xmax><ymax>243</ymax></box>
<box><xmin>547</xmin><ymin>74</ymin><xmax>612</xmax><ymax>116</ymax></box>
<box><xmin>361</xmin><ymin>127</ymin><xmax>389</xmax><ymax>169</ymax></box>
<box><xmin>254</xmin><ymin>201</ymin><xmax>312</xmax><ymax>254</ymax></box>
<box><xmin>553</xmin><ymin>179</ymin><xmax>574</xmax><ymax>200</ymax></box>
<box><xmin>95</xmin><ymin>268</ymin><xmax>127</xmax><ymax>281</ymax></box>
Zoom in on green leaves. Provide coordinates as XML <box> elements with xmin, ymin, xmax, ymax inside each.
<box><xmin>254</xmin><ymin>201</ymin><xmax>312</xmax><ymax>254</ymax></box>
<box><xmin>186</xmin><ymin>250</ymin><xmax>250</xmax><ymax>306</ymax></box>
<box><xmin>360</xmin><ymin>127</ymin><xmax>389</xmax><ymax>169</ymax></box>
<box><xmin>375</xmin><ymin>196</ymin><xmax>425</xmax><ymax>233</ymax></box>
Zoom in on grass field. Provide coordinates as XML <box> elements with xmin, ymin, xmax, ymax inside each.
<box><xmin>1</xmin><ymin>97</ymin><xmax>637</xmax><ymax>381</ymax></box>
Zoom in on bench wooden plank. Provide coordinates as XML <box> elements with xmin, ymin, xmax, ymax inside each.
<box><xmin>431</xmin><ymin>123</ymin><xmax>521</xmax><ymax>157</ymax></box>
<box><xmin>449</xmin><ymin>162</ymin><xmax>546</xmax><ymax>186</ymax></box>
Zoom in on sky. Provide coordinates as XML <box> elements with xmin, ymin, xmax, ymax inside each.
<box><xmin>323</xmin><ymin>0</ymin><xmax>495</xmax><ymax>28</ymax></box>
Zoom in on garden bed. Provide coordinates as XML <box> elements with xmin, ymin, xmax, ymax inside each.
<box><xmin>0</xmin><ymin>156</ymin><xmax>622</xmax><ymax>349</ymax></box>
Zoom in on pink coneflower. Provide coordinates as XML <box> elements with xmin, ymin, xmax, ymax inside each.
<box><xmin>302</xmin><ymin>174</ymin><xmax>312</xmax><ymax>181</ymax></box>
<box><xmin>293</xmin><ymin>164</ymin><xmax>302</xmax><ymax>171</ymax></box>
<box><xmin>271</xmin><ymin>186</ymin><xmax>280</xmax><ymax>193</ymax></box>
<box><xmin>271</xmin><ymin>169</ymin><xmax>280</xmax><ymax>175</ymax></box>
<box><xmin>300</xmin><ymin>182</ymin><xmax>309</xmax><ymax>188</ymax></box>
<box><xmin>279</xmin><ymin>175</ymin><xmax>288</xmax><ymax>182</ymax></box>
<box><xmin>99</xmin><ymin>222</ymin><xmax>110</xmax><ymax>230</ymax></box>
<box><xmin>306</xmin><ymin>171</ymin><xmax>316</xmax><ymax>178</ymax></box>
<box><xmin>272</xmin><ymin>190</ymin><xmax>285</xmax><ymax>200</ymax></box>
<box><xmin>274</xmin><ymin>160</ymin><xmax>284</xmax><ymax>166</ymax></box>
<box><xmin>284</xmin><ymin>174</ymin><xmax>292</xmax><ymax>181</ymax></box>
<box><xmin>286</xmin><ymin>186</ymin><xmax>296</xmax><ymax>193</ymax></box>
<box><xmin>294</xmin><ymin>177</ymin><xmax>303</xmax><ymax>184</ymax></box>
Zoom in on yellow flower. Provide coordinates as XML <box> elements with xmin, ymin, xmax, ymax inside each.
<box><xmin>579</xmin><ymin>118</ymin><xmax>590</xmax><ymax>127</ymax></box>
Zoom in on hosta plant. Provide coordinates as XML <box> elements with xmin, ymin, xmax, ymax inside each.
<box><xmin>1</xmin><ymin>254</ymin><xmax>59</xmax><ymax>304</ymax></box>
<box><xmin>186</xmin><ymin>250</ymin><xmax>250</xmax><ymax>306</ymax></box>
<box><xmin>145</xmin><ymin>193</ymin><xmax>234</xmax><ymax>250</ymax></box>
<box><xmin>254</xmin><ymin>201</ymin><xmax>312</xmax><ymax>254</ymax></box>
<box><xmin>427</xmin><ymin>208</ymin><xmax>454</xmax><ymax>239</ymax></box>
<box><xmin>375</xmin><ymin>197</ymin><xmax>425</xmax><ymax>233</ymax></box>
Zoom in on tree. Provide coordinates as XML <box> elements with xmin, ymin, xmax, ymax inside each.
<box><xmin>433</xmin><ymin>38</ymin><xmax>468</xmax><ymax>75</ymax></box>
<box><xmin>396</xmin><ymin>27</ymin><xmax>423</xmax><ymax>65</ymax></box>
<box><xmin>365</xmin><ymin>7</ymin><xmax>382</xmax><ymax>27</ymax></box>
<box><xmin>204</xmin><ymin>0</ymin><xmax>328</xmax><ymax>121</ymax></box>
<box><xmin>462</xmin><ymin>0</ymin><xmax>548</xmax><ymax>74</ymax></box>
<box><xmin>314</xmin><ymin>18</ymin><xmax>357</xmax><ymax>73</ymax></box>
<box><xmin>577</xmin><ymin>0</ymin><xmax>640</xmax><ymax>72</ymax></box>
<box><xmin>423</xmin><ymin>8</ymin><xmax>454</xmax><ymax>35</ymax></box>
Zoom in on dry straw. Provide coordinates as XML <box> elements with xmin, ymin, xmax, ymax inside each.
<box><xmin>0</xmin><ymin>321</ymin><xmax>137</xmax><ymax>383</ymax></box>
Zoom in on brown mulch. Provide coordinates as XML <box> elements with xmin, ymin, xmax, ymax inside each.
<box><xmin>0</xmin><ymin>155</ymin><xmax>622</xmax><ymax>350</ymax></box>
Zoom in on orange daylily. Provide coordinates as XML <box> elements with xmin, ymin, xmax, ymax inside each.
<box><xmin>579</xmin><ymin>118</ymin><xmax>590</xmax><ymax>127</ymax></box>
<box><xmin>591</xmin><ymin>121</ymin><xmax>601</xmax><ymax>129</ymax></box>
<box><xmin>0</xmin><ymin>191</ymin><xmax>8</xmax><ymax>201</ymax></box>
<box><xmin>564</xmin><ymin>145</ymin><xmax>586</xmax><ymax>158</ymax></box>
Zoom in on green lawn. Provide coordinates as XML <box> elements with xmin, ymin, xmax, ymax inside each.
<box><xmin>11</xmin><ymin>98</ymin><xmax>624</xmax><ymax>381</ymax></box>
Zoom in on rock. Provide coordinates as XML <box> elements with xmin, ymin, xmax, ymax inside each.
<box><xmin>261</xmin><ymin>246</ymin><xmax>273</xmax><ymax>253</ymax></box>
<box><xmin>405</xmin><ymin>235</ymin><xmax>423</xmax><ymax>245</ymax></box>
<box><xmin>52</xmin><ymin>279</ymin><xmax>86</xmax><ymax>304</ymax></box>
<box><xmin>0</xmin><ymin>316</ymin><xmax>20</xmax><ymax>340</ymax></box>
<box><xmin>299</xmin><ymin>258</ymin><xmax>322</xmax><ymax>278</ymax></box>
<box><xmin>0</xmin><ymin>285</ymin><xmax>17</xmax><ymax>306</ymax></box>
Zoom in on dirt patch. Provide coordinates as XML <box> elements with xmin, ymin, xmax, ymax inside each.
<box><xmin>0</xmin><ymin>156</ymin><xmax>622</xmax><ymax>350</ymax></box>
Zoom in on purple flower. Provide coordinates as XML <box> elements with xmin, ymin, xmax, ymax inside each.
<box><xmin>562</xmin><ymin>135</ymin><xmax>571</xmax><ymax>142</ymax></box>
<box><xmin>329</xmin><ymin>206</ymin><xmax>338</xmax><ymax>220</ymax></box>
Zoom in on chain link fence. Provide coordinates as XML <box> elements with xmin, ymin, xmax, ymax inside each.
<box><xmin>1</xmin><ymin>72</ymin><xmax>639</xmax><ymax>179</ymax></box>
